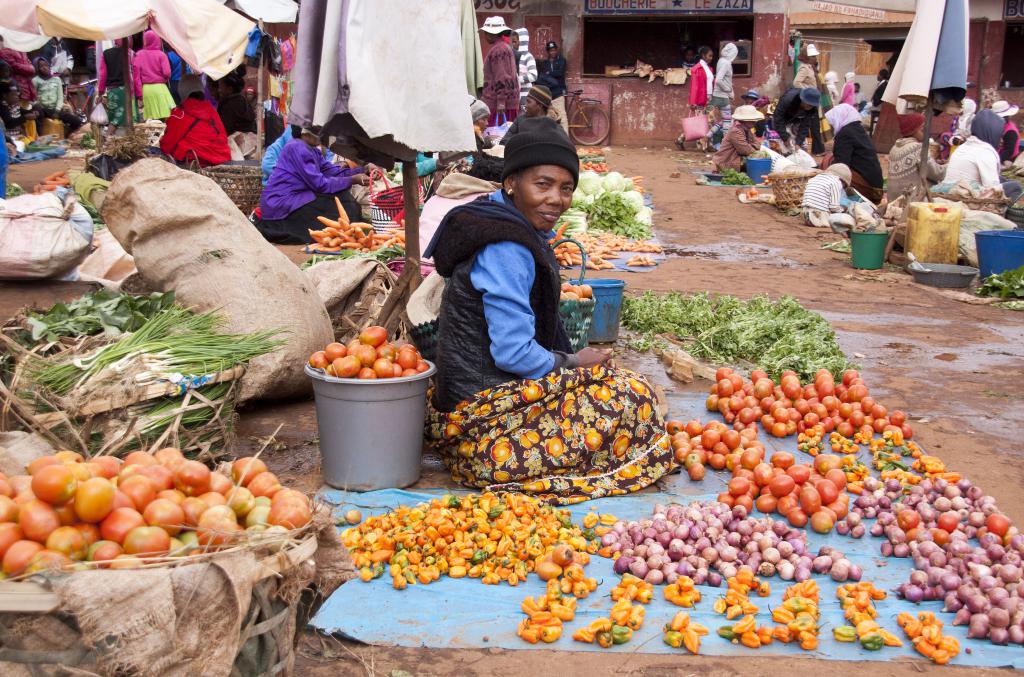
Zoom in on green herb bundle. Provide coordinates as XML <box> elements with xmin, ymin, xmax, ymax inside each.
<box><xmin>720</xmin><ymin>169</ymin><xmax>753</xmax><ymax>186</ymax></box>
<box><xmin>977</xmin><ymin>265</ymin><xmax>1024</xmax><ymax>299</ymax></box>
<box><xmin>620</xmin><ymin>292</ymin><xmax>852</xmax><ymax>381</ymax></box>
<box><xmin>585</xmin><ymin>192</ymin><xmax>652</xmax><ymax>239</ymax></box>
<box><xmin>22</xmin><ymin>290</ymin><xmax>176</xmax><ymax>344</ymax></box>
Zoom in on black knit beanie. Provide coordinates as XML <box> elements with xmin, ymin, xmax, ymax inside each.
<box><xmin>502</xmin><ymin>118</ymin><xmax>579</xmax><ymax>187</ymax></box>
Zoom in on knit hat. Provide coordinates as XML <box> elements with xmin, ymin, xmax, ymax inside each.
<box><xmin>527</xmin><ymin>85</ymin><xmax>552</xmax><ymax>109</ymax></box>
<box><xmin>502</xmin><ymin>118</ymin><xmax>579</xmax><ymax>186</ymax></box>
<box><xmin>897</xmin><ymin>113</ymin><xmax>925</xmax><ymax>137</ymax></box>
<box><xmin>799</xmin><ymin>87</ymin><xmax>821</xmax><ymax>107</ymax></box>
<box><xmin>825</xmin><ymin>163</ymin><xmax>852</xmax><ymax>186</ymax></box>
<box><xmin>470</xmin><ymin>97</ymin><xmax>491</xmax><ymax>122</ymax></box>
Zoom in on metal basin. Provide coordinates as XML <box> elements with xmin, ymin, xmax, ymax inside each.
<box><xmin>908</xmin><ymin>263</ymin><xmax>979</xmax><ymax>289</ymax></box>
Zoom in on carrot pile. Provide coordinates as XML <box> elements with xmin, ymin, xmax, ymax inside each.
<box><xmin>33</xmin><ymin>170</ymin><xmax>70</xmax><ymax>194</ymax></box>
<box><xmin>307</xmin><ymin>197</ymin><xmax>405</xmax><ymax>253</ymax></box>
<box><xmin>550</xmin><ymin>229</ymin><xmax>662</xmax><ymax>270</ymax></box>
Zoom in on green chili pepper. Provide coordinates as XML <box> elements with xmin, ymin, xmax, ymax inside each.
<box><xmin>487</xmin><ymin>506</ymin><xmax>504</xmax><ymax>519</ymax></box>
<box><xmin>718</xmin><ymin>626</ymin><xmax>736</xmax><ymax>641</ymax></box>
<box><xmin>471</xmin><ymin>549</ymin><xmax>489</xmax><ymax>565</ymax></box>
<box><xmin>663</xmin><ymin>630</ymin><xmax>684</xmax><ymax>648</ymax></box>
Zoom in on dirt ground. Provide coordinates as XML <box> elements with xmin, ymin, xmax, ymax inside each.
<box><xmin>5</xmin><ymin>148</ymin><xmax>1023</xmax><ymax>676</ymax></box>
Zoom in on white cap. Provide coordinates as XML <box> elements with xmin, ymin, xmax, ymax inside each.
<box><xmin>480</xmin><ymin>16</ymin><xmax>510</xmax><ymax>34</ymax></box>
<box><xmin>806</xmin><ymin>43</ymin><xmax>820</xmax><ymax>57</ymax></box>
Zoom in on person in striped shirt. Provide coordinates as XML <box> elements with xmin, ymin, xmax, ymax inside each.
<box><xmin>802</xmin><ymin>163</ymin><xmax>852</xmax><ymax>229</ymax></box>
<box><xmin>512</xmin><ymin>28</ymin><xmax>537</xmax><ymax>111</ymax></box>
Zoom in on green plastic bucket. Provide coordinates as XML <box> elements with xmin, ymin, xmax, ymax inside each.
<box><xmin>849</xmin><ymin>230</ymin><xmax>888</xmax><ymax>270</ymax></box>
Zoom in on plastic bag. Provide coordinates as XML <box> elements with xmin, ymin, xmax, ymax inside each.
<box><xmin>89</xmin><ymin>102</ymin><xmax>108</xmax><ymax>126</ymax></box>
<box><xmin>789</xmin><ymin>148</ymin><xmax>819</xmax><ymax>169</ymax></box>
<box><xmin>484</xmin><ymin>113</ymin><xmax>512</xmax><ymax>143</ymax></box>
<box><xmin>682</xmin><ymin>114</ymin><xmax>710</xmax><ymax>142</ymax></box>
<box><xmin>0</xmin><ymin>192</ymin><xmax>92</xmax><ymax>280</ymax></box>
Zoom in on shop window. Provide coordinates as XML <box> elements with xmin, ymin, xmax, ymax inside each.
<box><xmin>1002</xmin><ymin>23</ymin><xmax>1024</xmax><ymax>88</ymax></box>
<box><xmin>581</xmin><ymin>17</ymin><xmax>755</xmax><ymax>77</ymax></box>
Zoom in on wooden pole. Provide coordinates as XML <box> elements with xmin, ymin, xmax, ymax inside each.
<box><xmin>401</xmin><ymin>160</ymin><xmax>422</xmax><ymax>295</ymax></box>
<box><xmin>123</xmin><ymin>41</ymin><xmax>134</xmax><ymax>131</ymax></box>
<box><xmin>375</xmin><ymin>160</ymin><xmax>423</xmax><ymax>328</ymax></box>
<box><xmin>918</xmin><ymin>101</ymin><xmax>934</xmax><ymax>201</ymax></box>
<box><xmin>256</xmin><ymin>19</ymin><xmax>265</xmax><ymax>162</ymax></box>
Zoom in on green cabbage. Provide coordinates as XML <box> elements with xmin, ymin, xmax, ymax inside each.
<box><xmin>621</xmin><ymin>190</ymin><xmax>645</xmax><ymax>212</ymax></box>
<box><xmin>602</xmin><ymin>171</ymin><xmax>626</xmax><ymax>192</ymax></box>
<box><xmin>577</xmin><ymin>171</ymin><xmax>603</xmax><ymax>195</ymax></box>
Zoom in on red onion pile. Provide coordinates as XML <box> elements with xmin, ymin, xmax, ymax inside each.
<box><xmin>602</xmin><ymin>501</ymin><xmax>813</xmax><ymax>586</ymax></box>
<box><xmin>874</xmin><ymin>477</ymin><xmax>1024</xmax><ymax>645</ymax></box>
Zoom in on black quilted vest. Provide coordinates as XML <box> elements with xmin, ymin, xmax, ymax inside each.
<box><xmin>430</xmin><ymin>203</ymin><xmax>571</xmax><ymax>412</ymax></box>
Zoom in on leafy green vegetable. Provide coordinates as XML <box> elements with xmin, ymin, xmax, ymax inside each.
<box><xmin>5</xmin><ymin>182</ymin><xmax>24</xmax><ymax>198</ymax></box>
<box><xmin>720</xmin><ymin>169</ymin><xmax>753</xmax><ymax>186</ymax></box>
<box><xmin>301</xmin><ymin>244</ymin><xmax>405</xmax><ymax>269</ymax></box>
<box><xmin>620</xmin><ymin>292</ymin><xmax>853</xmax><ymax>381</ymax></box>
<box><xmin>22</xmin><ymin>290</ymin><xmax>176</xmax><ymax>344</ymax></box>
<box><xmin>585</xmin><ymin>192</ymin><xmax>652</xmax><ymax>239</ymax></box>
<box><xmin>977</xmin><ymin>265</ymin><xmax>1024</xmax><ymax>299</ymax></box>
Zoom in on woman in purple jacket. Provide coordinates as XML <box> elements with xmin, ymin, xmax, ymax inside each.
<box><xmin>257</xmin><ymin>126</ymin><xmax>370</xmax><ymax>243</ymax></box>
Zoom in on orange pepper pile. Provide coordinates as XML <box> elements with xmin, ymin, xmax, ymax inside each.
<box><xmin>664</xmin><ymin>576</ymin><xmax>702</xmax><ymax>608</ymax></box>
<box><xmin>572</xmin><ymin>599</ymin><xmax>642</xmax><ymax>647</ymax></box>
<box><xmin>517</xmin><ymin>579</ymin><xmax>579</xmax><ymax>644</ymax></box>
<box><xmin>551</xmin><ymin>561</ymin><xmax>599</xmax><ymax>599</ymax></box>
<box><xmin>343</xmin><ymin>492</ymin><xmax>598</xmax><ymax>588</ymax></box>
<box><xmin>611</xmin><ymin>573</ymin><xmax>654</xmax><ymax>604</ymax></box>
<box><xmin>798</xmin><ymin>424</ymin><xmax>824</xmax><ymax>456</ymax></box>
<box><xmin>897</xmin><ymin>612</ymin><xmax>960</xmax><ymax>665</ymax></box>
<box><xmin>712</xmin><ymin>567</ymin><xmax>766</xmax><ymax>619</ymax></box>
<box><xmin>834</xmin><ymin>582</ymin><xmax>902</xmax><ymax>650</ymax></box>
<box><xmin>717</xmin><ymin>614</ymin><xmax>775</xmax><ymax>649</ymax></box>
<box><xmin>828</xmin><ymin>431</ymin><xmax>859</xmax><ymax>455</ymax></box>
<box><xmin>663</xmin><ymin>611</ymin><xmax>709</xmax><ymax>654</ymax></box>
<box><xmin>770</xmin><ymin>580</ymin><xmax>820</xmax><ymax>650</ymax></box>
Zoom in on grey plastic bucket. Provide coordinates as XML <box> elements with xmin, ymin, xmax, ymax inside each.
<box><xmin>306</xmin><ymin>363</ymin><xmax>435</xmax><ymax>490</ymax></box>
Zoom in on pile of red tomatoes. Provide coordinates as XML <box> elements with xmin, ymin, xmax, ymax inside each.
<box><xmin>0</xmin><ymin>449</ymin><xmax>312</xmax><ymax>577</ymax></box>
<box><xmin>706</xmin><ymin>368</ymin><xmax>912</xmax><ymax>441</ymax></box>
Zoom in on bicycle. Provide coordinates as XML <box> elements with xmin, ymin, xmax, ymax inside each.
<box><xmin>565</xmin><ymin>89</ymin><xmax>610</xmax><ymax>146</ymax></box>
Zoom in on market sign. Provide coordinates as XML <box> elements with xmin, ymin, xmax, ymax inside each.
<box><xmin>1007</xmin><ymin>0</ymin><xmax>1024</xmax><ymax>18</ymax></box>
<box><xmin>810</xmin><ymin>1</ymin><xmax>886</xmax><ymax>20</ymax></box>
<box><xmin>584</xmin><ymin>0</ymin><xmax>753</xmax><ymax>14</ymax></box>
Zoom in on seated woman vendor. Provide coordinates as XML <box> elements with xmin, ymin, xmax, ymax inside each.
<box><xmin>257</xmin><ymin>126</ymin><xmax>369</xmax><ymax>244</ymax></box>
<box><xmin>424</xmin><ymin>124</ymin><xmax>674</xmax><ymax>505</ymax></box>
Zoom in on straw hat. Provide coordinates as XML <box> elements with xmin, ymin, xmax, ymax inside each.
<box><xmin>480</xmin><ymin>16</ymin><xmax>510</xmax><ymax>34</ymax></box>
<box><xmin>992</xmin><ymin>100</ymin><xmax>1020</xmax><ymax>118</ymax></box>
<box><xmin>732</xmin><ymin>105</ymin><xmax>764</xmax><ymax>122</ymax></box>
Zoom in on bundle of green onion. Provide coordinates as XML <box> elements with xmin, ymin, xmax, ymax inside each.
<box><xmin>30</xmin><ymin>307</ymin><xmax>283</xmax><ymax>396</ymax></box>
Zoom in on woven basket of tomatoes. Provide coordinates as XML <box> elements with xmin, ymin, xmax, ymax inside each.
<box><xmin>0</xmin><ymin>449</ymin><xmax>349</xmax><ymax>676</ymax></box>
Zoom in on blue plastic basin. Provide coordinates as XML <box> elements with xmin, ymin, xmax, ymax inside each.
<box><xmin>975</xmin><ymin>230</ymin><xmax>1024</xmax><ymax>278</ymax></box>
<box><xmin>586</xmin><ymin>279</ymin><xmax>626</xmax><ymax>343</ymax></box>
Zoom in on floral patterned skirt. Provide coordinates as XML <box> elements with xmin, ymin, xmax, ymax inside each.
<box><xmin>427</xmin><ymin>366</ymin><xmax>674</xmax><ymax>505</ymax></box>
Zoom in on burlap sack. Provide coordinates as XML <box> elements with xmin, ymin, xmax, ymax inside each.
<box><xmin>101</xmin><ymin>159</ymin><xmax>333</xmax><ymax>403</ymax></box>
<box><xmin>305</xmin><ymin>258</ymin><xmax>407</xmax><ymax>342</ymax></box>
<box><xmin>0</xmin><ymin>431</ymin><xmax>54</xmax><ymax>477</ymax></box>
<box><xmin>0</xmin><ymin>510</ymin><xmax>352</xmax><ymax>677</ymax></box>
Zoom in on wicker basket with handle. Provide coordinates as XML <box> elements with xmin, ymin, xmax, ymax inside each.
<box><xmin>766</xmin><ymin>170</ymin><xmax>820</xmax><ymax>211</ymax></box>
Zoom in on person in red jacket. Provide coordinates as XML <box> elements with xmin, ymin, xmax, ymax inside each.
<box><xmin>0</xmin><ymin>36</ymin><xmax>36</xmax><ymax>102</ymax></box>
<box><xmin>159</xmin><ymin>76</ymin><xmax>230</xmax><ymax>167</ymax></box>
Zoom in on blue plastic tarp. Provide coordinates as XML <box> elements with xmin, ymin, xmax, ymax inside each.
<box><xmin>309</xmin><ymin>397</ymin><xmax>1024</xmax><ymax>668</ymax></box>
<box><xmin>312</xmin><ymin>485</ymin><xmax>1023</xmax><ymax>667</ymax></box>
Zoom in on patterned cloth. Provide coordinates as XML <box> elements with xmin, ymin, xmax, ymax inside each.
<box><xmin>106</xmin><ymin>86</ymin><xmax>140</xmax><ymax>128</ymax></box>
<box><xmin>427</xmin><ymin>366</ymin><xmax>674</xmax><ymax>505</ymax></box>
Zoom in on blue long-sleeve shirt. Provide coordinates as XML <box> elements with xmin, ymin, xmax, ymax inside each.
<box><xmin>469</xmin><ymin>197</ymin><xmax>558</xmax><ymax>380</ymax></box>
<box><xmin>261</xmin><ymin>127</ymin><xmax>292</xmax><ymax>185</ymax></box>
